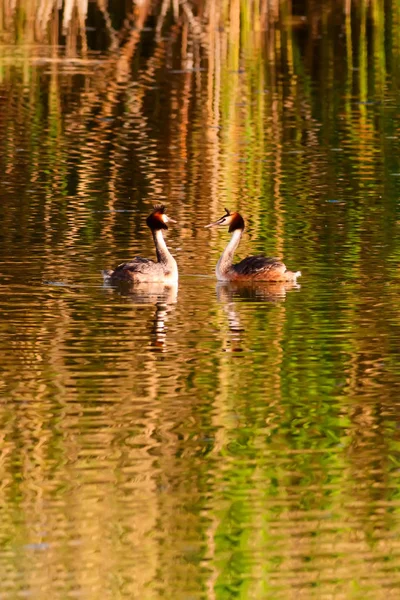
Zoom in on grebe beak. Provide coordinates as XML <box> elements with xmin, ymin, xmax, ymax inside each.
<box><xmin>205</xmin><ymin>209</ymin><xmax>230</xmax><ymax>228</ymax></box>
<box><xmin>162</xmin><ymin>214</ymin><xmax>176</xmax><ymax>224</ymax></box>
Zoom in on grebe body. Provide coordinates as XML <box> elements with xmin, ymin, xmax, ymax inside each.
<box><xmin>205</xmin><ymin>209</ymin><xmax>301</xmax><ymax>282</ymax></box>
<box><xmin>102</xmin><ymin>206</ymin><xmax>178</xmax><ymax>284</ymax></box>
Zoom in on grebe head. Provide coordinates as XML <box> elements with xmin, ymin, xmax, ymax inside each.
<box><xmin>205</xmin><ymin>208</ymin><xmax>245</xmax><ymax>232</ymax></box>
<box><xmin>146</xmin><ymin>205</ymin><xmax>176</xmax><ymax>230</ymax></box>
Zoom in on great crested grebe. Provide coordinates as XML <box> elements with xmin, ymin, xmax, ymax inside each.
<box><xmin>205</xmin><ymin>208</ymin><xmax>301</xmax><ymax>282</ymax></box>
<box><xmin>102</xmin><ymin>205</ymin><xmax>178</xmax><ymax>284</ymax></box>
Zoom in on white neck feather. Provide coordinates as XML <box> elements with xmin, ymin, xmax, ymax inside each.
<box><xmin>216</xmin><ymin>228</ymin><xmax>243</xmax><ymax>281</ymax></box>
<box><xmin>153</xmin><ymin>229</ymin><xmax>178</xmax><ymax>279</ymax></box>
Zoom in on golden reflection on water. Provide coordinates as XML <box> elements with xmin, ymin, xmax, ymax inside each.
<box><xmin>0</xmin><ymin>3</ymin><xmax>400</xmax><ymax>598</ymax></box>
<box><xmin>1</xmin><ymin>276</ymin><xmax>400</xmax><ymax>598</ymax></box>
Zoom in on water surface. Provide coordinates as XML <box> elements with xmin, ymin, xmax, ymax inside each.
<box><xmin>1</xmin><ymin>5</ymin><xmax>400</xmax><ymax>599</ymax></box>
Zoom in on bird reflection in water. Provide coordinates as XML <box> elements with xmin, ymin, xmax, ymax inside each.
<box><xmin>103</xmin><ymin>281</ymin><xmax>178</xmax><ymax>352</ymax></box>
<box><xmin>149</xmin><ymin>284</ymin><xmax>177</xmax><ymax>352</ymax></box>
<box><xmin>216</xmin><ymin>281</ymin><xmax>300</xmax><ymax>353</ymax></box>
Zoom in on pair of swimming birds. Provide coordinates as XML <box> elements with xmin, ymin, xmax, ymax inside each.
<box><xmin>103</xmin><ymin>205</ymin><xmax>301</xmax><ymax>284</ymax></box>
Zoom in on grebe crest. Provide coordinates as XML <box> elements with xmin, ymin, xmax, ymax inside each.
<box><xmin>206</xmin><ymin>207</ymin><xmax>245</xmax><ymax>232</ymax></box>
<box><xmin>146</xmin><ymin>204</ymin><xmax>171</xmax><ymax>230</ymax></box>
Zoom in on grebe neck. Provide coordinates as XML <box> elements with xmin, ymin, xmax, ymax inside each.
<box><xmin>152</xmin><ymin>228</ymin><xmax>178</xmax><ymax>278</ymax></box>
<box><xmin>216</xmin><ymin>228</ymin><xmax>243</xmax><ymax>281</ymax></box>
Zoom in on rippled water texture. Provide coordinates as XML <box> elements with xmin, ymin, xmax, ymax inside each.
<box><xmin>1</xmin><ymin>3</ymin><xmax>400</xmax><ymax>599</ymax></box>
